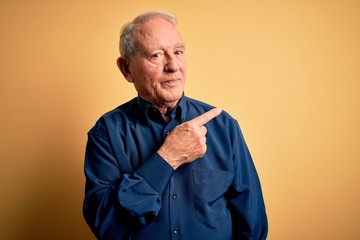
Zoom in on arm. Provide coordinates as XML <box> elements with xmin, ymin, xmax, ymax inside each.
<box><xmin>227</xmin><ymin>123</ymin><xmax>268</xmax><ymax>240</ymax></box>
<box><xmin>83</xmin><ymin>130</ymin><xmax>174</xmax><ymax>239</ymax></box>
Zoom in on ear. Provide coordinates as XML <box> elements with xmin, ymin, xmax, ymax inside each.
<box><xmin>117</xmin><ymin>57</ymin><xmax>134</xmax><ymax>82</ymax></box>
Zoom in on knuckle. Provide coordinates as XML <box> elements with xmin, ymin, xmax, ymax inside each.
<box><xmin>203</xmin><ymin>145</ymin><xmax>207</xmax><ymax>153</ymax></box>
<box><xmin>203</xmin><ymin>126</ymin><xmax>207</xmax><ymax>133</ymax></box>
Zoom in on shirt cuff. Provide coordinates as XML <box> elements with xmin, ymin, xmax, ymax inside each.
<box><xmin>136</xmin><ymin>153</ymin><xmax>174</xmax><ymax>194</ymax></box>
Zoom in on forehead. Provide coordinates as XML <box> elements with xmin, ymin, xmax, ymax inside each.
<box><xmin>133</xmin><ymin>17</ymin><xmax>183</xmax><ymax>50</ymax></box>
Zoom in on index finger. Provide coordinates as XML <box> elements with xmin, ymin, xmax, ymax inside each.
<box><xmin>190</xmin><ymin>108</ymin><xmax>222</xmax><ymax>126</ymax></box>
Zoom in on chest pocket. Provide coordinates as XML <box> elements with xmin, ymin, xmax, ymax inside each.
<box><xmin>193</xmin><ymin>169</ymin><xmax>234</xmax><ymax>227</ymax></box>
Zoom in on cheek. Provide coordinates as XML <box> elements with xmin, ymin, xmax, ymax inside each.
<box><xmin>130</xmin><ymin>60</ymin><xmax>165</xmax><ymax>86</ymax></box>
<box><xmin>179</xmin><ymin>60</ymin><xmax>187</xmax><ymax>73</ymax></box>
<box><xmin>147</xmin><ymin>67</ymin><xmax>165</xmax><ymax>84</ymax></box>
<box><xmin>138</xmin><ymin>63</ymin><xmax>160</xmax><ymax>78</ymax></box>
<box><xmin>180</xmin><ymin>67</ymin><xmax>187</xmax><ymax>80</ymax></box>
<box><xmin>133</xmin><ymin>69</ymin><xmax>159</xmax><ymax>91</ymax></box>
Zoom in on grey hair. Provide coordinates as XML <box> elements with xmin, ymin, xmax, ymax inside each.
<box><xmin>119</xmin><ymin>11</ymin><xmax>178</xmax><ymax>60</ymax></box>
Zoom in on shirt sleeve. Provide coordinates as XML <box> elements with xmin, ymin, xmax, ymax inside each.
<box><xmin>227</xmin><ymin>121</ymin><xmax>268</xmax><ymax>240</ymax></box>
<box><xmin>83</xmin><ymin>127</ymin><xmax>174</xmax><ymax>239</ymax></box>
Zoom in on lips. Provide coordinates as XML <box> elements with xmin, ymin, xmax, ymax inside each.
<box><xmin>161</xmin><ymin>79</ymin><xmax>180</xmax><ymax>87</ymax></box>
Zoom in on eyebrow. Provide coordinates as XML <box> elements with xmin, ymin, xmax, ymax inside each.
<box><xmin>174</xmin><ymin>42</ymin><xmax>185</xmax><ymax>48</ymax></box>
<box><xmin>137</xmin><ymin>41</ymin><xmax>186</xmax><ymax>57</ymax></box>
<box><xmin>148</xmin><ymin>42</ymin><xmax>185</xmax><ymax>52</ymax></box>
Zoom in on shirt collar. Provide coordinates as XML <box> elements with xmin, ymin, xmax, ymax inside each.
<box><xmin>136</xmin><ymin>94</ymin><xmax>187</xmax><ymax>126</ymax></box>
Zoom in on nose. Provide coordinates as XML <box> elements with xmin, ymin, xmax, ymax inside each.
<box><xmin>164</xmin><ymin>54</ymin><xmax>179</xmax><ymax>72</ymax></box>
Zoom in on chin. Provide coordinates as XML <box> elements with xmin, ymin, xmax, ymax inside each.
<box><xmin>161</xmin><ymin>91</ymin><xmax>183</xmax><ymax>104</ymax></box>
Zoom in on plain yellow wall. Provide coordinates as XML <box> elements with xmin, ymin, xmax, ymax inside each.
<box><xmin>1</xmin><ymin>0</ymin><xmax>359</xmax><ymax>239</ymax></box>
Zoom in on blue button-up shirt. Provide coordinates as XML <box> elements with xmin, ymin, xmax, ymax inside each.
<box><xmin>83</xmin><ymin>96</ymin><xmax>268</xmax><ymax>240</ymax></box>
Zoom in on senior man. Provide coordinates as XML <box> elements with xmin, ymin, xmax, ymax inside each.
<box><xmin>83</xmin><ymin>11</ymin><xmax>268</xmax><ymax>240</ymax></box>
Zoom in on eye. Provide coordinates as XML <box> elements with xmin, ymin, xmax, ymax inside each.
<box><xmin>151</xmin><ymin>52</ymin><xmax>163</xmax><ymax>60</ymax></box>
<box><xmin>174</xmin><ymin>50</ymin><xmax>184</xmax><ymax>55</ymax></box>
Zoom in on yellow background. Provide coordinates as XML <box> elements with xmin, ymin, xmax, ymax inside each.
<box><xmin>1</xmin><ymin>0</ymin><xmax>359</xmax><ymax>239</ymax></box>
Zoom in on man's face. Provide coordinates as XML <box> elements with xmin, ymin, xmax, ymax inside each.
<box><xmin>127</xmin><ymin>17</ymin><xmax>186</xmax><ymax>107</ymax></box>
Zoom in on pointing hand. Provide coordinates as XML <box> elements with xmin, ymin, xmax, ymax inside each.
<box><xmin>158</xmin><ymin>108</ymin><xmax>222</xmax><ymax>169</ymax></box>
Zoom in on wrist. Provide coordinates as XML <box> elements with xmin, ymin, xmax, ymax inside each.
<box><xmin>157</xmin><ymin>149</ymin><xmax>180</xmax><ymax>170</ymax></box>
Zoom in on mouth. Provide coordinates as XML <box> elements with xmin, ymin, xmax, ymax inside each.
<box><xmin>161</xmin><ymin>79</ymin><xmax>180</xmax><ymax>87</ymax></box>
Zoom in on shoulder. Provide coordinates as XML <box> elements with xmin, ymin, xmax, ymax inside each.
<box><xmin>184</xmin><ymin>97</ymin><xmax>245</xmax><ymax>147</ymax></box>
<box><xmin>88</xmin><ymin>97</ymin><xmax>138</xmax><ymax>137</ymax></box>
<box><xmin>184</xmin><ymin>96</ymin><xmax>236</xmax><ymax>124</ymax></box>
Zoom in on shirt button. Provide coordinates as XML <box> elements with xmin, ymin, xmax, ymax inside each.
<box><xmin>171</xmin><ymin>194</ymin><xmax>177</xmax><ymax>199</ymax></box>
<box><xmin>173</xmin><ymin>227</ymin><xmax>180</xmax><ymax>234</ymax></box>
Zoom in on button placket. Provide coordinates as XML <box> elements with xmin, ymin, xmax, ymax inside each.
<box><xmin>164</xmin><ymin>129</ymin><xmax>171</xmax><ymax>138</ymax></box>
<box><xmin>173</xmin><ymin>227</ymin><xmax>180</xmax><ymax>234</ymax></box>
<box><xmin>168</xmin><ymin>176</ymin><xmax>181</xmax><ymax>238</ymax></box>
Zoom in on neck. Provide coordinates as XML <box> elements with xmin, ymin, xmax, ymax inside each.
<box><xmin>157</xmin><ymin>105</ymin><xmax>174</xmax><ymax>123</ymax></box>
<box><xmin>138</xmin><ymin>95</ymin><xmax>180</xmax><ymax>122</ymax></box>
<box><xmin>148</xmin><ymin>98</ymin><xmax>178</xmax><ymax>114</ymax></box>
<box><xmin>153</xmin><ymin>100</ymin><xmax>178</xmax><ymax>123</ymax></box>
